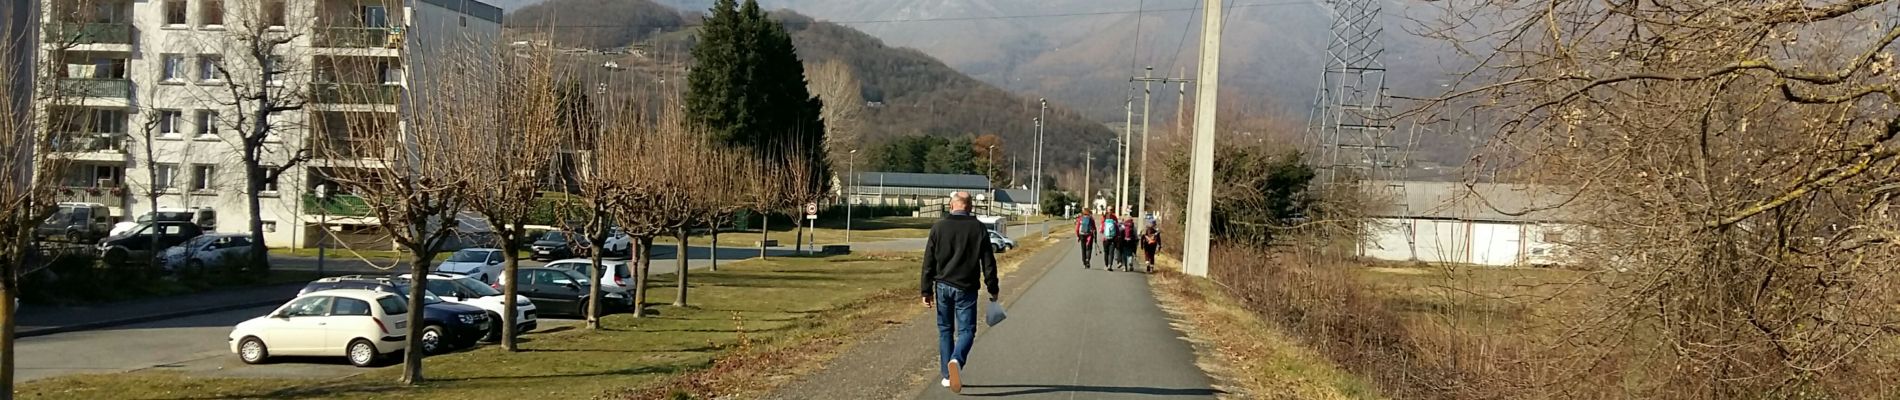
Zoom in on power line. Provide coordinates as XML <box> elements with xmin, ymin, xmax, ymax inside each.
<box><xmin>1130</xmin><ymin>0</ymin><xmax>1146</xmax><ymax>72</ymax></box>
<box><xmin>511</xmin><ymin>1</ymin><xmax>1312</xmax><ymax>29</ymax></box>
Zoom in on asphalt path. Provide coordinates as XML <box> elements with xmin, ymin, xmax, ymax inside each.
<box><xmin>912</xmin><ymin>238</ymin><xmax>1217</xmax><ymax>399</ymax></box>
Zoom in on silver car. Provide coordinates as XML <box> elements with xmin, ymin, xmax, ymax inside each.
<box><xmin>161</xmin><ymin>234</ymin><xmax>256</xmax><ymax>273</ymax></box>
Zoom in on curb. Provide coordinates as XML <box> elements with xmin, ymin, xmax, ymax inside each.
<box><xmin>17</xmin><ymin>297</ymin><xmax>294</xmax><ymax>339</ymax></box>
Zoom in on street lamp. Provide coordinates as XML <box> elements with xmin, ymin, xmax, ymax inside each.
<box><xmin>846</xmin><ymin>149</ymin><xmax>856</xmax><ymax>245</ymax></box>
<box><xmin>314</xmin><ymin>183</ymin><xmax>331</xmax><ymax>276</ymax></box>
<box><xmin>986</xmin><ymin>144</ymin><xmax>996</xmax><ymax>215</ymax></box>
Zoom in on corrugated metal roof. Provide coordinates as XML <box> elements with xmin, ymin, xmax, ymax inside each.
<box><xmin>851</xmin><ymin>172</ymin><xmax>991</xmax><ymax>191</ymax></box>
<box><xmin>1378</xmin><ymin>181</ymin><xmax>1578</xmax><ymax>222</ymax></box>
<box><xmin>994</xmin><ymin>189</ymin><xmax>1036</xmax><ymax>204</ymax></box>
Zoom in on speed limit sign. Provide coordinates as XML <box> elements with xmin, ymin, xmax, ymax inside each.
<box><xmin>805</xmin><ymin>202</ymin><xmax>819</xmax><ymax>218</ymax></box>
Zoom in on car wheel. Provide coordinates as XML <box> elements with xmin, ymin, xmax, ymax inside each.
<box><xmin>347</xmin><ymin>339</ymin><xmax>379</xmax><ymax>367</ymax></box>
<box><xmin>102</xmin><ymin>248</ymin><xmax>128</xmax><ymax>266</ymax></box>
<box><xmin>482</xmin><ymin>312</ymin><xmax>504</xmax><ymax>343</ymax></box>
<box><xmin>238</xmin><ymin>337</ymin><xmax>269</xmax><ymax>364</ymax></box>
<box><xmin>420</xmin><ymin>324</ymin><xmax>447</xmax><ymax>354</ymax></box>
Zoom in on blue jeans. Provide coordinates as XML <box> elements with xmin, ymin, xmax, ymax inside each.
<box><xmin>934</xmin><ymin>281</ymin><xmax>977</xmax><ymax>379</ymax></box>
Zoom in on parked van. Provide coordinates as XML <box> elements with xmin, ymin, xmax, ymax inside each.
<box><xmin>35</xmin><ymin>202</ymin><xmax>112</xmax><ymax>243</ymax></box>
<box><xmin>111</xmin><ymin>207</ymin><xmax>217</xmax><ymax>237</ymax></box>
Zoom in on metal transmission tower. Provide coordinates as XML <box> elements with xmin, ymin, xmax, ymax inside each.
<box><xmin>1307</xmin><ymin>0</ymin><xmax>1416</xmax><ymax>255</ymax></box>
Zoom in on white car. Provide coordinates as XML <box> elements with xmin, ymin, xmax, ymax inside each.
<box><xmin>399</xmin><ymin>273</ymin><xmax>538</xmax><ymax>339</ymax></box>
<box><xmin>436</xmin><ymin>248</ymin><xmax>506</xmax><ymax>283</ymax></box>
<box><xmin>160</xmin><ymin>234</ymin><xmax>256</xmax><ymax>273</ymax></box>
<box><xmin>543</xmin><ymin>258</ymin><xmax>634</xmax><ymax>294</ymax></box>
<box><xmin>229</xmin><ymin>289</ymin><xmax>409</xmax><ymax>367</ymax></box>
<box><xmin>988</xmin><ymin>230</ymin><xmax>1016</xmax><ymax>253</ymax></box>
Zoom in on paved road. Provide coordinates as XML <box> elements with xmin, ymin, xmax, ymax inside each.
<box><xmin>913</xmin><ymin>240</ymin><xmax>1217</xmax><ymax>399</ymax></box>
<box><xmin>13</xmin><ymin>305</ymin><xmax>362</xmax><ymax>383</ymax></box>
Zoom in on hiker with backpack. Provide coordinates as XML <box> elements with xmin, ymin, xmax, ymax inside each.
<box><xmin>1100</xmin><ymin>211</ymin><xmax>1120</xmax><ymax>269</ymax></box>
<box><xmin>1075</xmin><ymin>209</ymin><xmax>1097</xmax><ymax>269</ymax></box>
<box><xmin>1118</xmin><ymin>213</ymin><xmax>1138</xmax><ymax>271</ymax></box>
<box><xmin>1141</xmin><ymin>221</ymin><xmax>1161</xmax><ymax>273</ymax></box>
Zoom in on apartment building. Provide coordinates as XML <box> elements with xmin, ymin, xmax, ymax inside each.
<box><xmin>40</xmin><ymin>0</ymin><xmax>501</xmax><ymax>248</ymax></box>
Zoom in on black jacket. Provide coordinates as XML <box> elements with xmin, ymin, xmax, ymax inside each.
<box><xmin>921</xmin><ymin>213</ymin><xmax>999</xmax><ymax>299</ymax></box>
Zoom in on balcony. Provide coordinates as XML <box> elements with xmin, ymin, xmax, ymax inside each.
<box><xmin>51</xmin><ymin>133</ymin><xmax>126</xmax><ymax>152</ymax></box>
<box><xmin>56</xmin><ymin>78</ymin><xmax>131</xmax><ymax>99</ymax></box>
<box><xmin>303</xmin><ymin>193</ymin><xmax>371</xmax><ymax>216</ymax></box>
<box><xmin>315</xmin><ymin>27</ymin><xmax>393</xmax><ymax>48</ymax></box>
<box><xmin>310</xmin><ymin>83</ymin><xmax>400</xmax><ymax>105</ymax></box>
<box><xmin>44</xmin><ymin>23</ymin><xmax>133</xmax><ymax>45</ymax></box>
<box><xmin>57</xmin><ymin>186</ymin><xmax>127</xmax><ymax>206</ymax></box>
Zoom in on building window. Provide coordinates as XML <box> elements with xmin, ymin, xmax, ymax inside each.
<box><xmin>1543</xmin><ymin>230</ymin><xmax>1565</xmax><ymax>243</ymax></box>
<box><xmin>191</xmin><ymin>165</ymin><xmax>216</xmax><ymax>191</ymax></box>
<box><xmin>65</xmin><ymin>165</ymin><xmax>123</xmax><ymax>188</ymax></box>
<box><xmin>360</xmin><ymin>5</ymin><xmax>387</xmax><ymax>27</ymax></box>
<box><xmin>161</xmin><ymin>54</ymin><xmax>186</xmax><ymax>82</ymax></box>
<box><xmin>263</xmin><ymin>55</ymin><xmax>285</xmax><ymax>86</ymax></box>
<box><xmin>200</xmin><ymin>0</ymin><xmax>224</xmax><ymax>27</ymax></box>
<box><xmin>154</xmin><ymin>164</ymin><xmax>178</xmax><ymax>190</ymax></box>
<box><xmin>378</xmin><ymin>62</ymin><xmax>402</xmax><ymax>85</ymax></box>
<box><xmin>261</xmin><ymin>167</ymin><xmax>281</xmax><ymax>192</ymax></box>
<box><xmin>199</xmin><ymin>55</ymin><xmax>222</xmax><ymax>81</ymax></box>
<box><xmin>158</xmin><ymin>110</ymin><xmax>183</xmax><ymax>137</ymax></box>
<box><xmin>261</xmin><ymin>221</ymin><xmax>276</xmax><ymax>233</ymax></box>
<box><xmin>195</xmin><ymin>110</ymin><xmax>218</xmax><ymax>138</ymax></box>
<box><xmin>164</xmin><ymin>0</ymin><xmax>188</xmax><ymax>26</ymax></box>
<box><xmin>264</xmin><ymin>0</ymin><xmax>287</xmax><ymax>28</ymax></box>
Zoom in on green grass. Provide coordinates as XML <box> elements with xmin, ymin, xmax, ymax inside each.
<box><xmin>16</xmin><ymin>253</ymin><xmax>921</xmax><ymax>400</ymax></box>
<box><xmin>656</xmin><ymin>216</ymin><xmax>940</xmax><ymax>247</ymax></box>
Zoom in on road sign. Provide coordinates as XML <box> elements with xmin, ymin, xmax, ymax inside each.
<box><xmin>805</xmin><ymin>202</ymin><xmax>818</xmax><ymax>216</ymax></box>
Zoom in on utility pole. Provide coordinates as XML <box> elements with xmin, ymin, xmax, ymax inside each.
<box><xmin>1034</xmin><ymin>98</ymin><xmax>1047</xmax><ymax>213</ymax></box>
<box><xmin>1184</xmin><ymin>0</ymin><xmax>1223</xmax><ymax>277</ymax></box>
<box><xmin>1083</xmin><ymin>148</ymin><xmax>1092</xmax><ymax>212</ymax></box>
<box><xmin>1120</xmin><ymin>92</ymin><xmax>1133</xmax><ymax>215</ymax></box>
<box><xmin>1132</xmin><ymin>67</ymin><xmax>1192</xmax><ymax>230</ymax></box>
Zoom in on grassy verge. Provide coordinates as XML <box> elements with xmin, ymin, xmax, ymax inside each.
<box><xmin>654</xmin><ymin>217</ymin><xmax>938</xmax><ymax>248</ymax></box>
<box><xmin>1148</xmin><ymin>255</ymin><xmax>1380</xmax><ymax>400</ymax></box>
<box><xmin>18</xmin><ymin>254</ymin><xmax>923</xmax><ymax>400</ymax></box>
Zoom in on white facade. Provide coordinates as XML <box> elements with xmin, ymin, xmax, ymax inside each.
<box><xmin>40</xmin><ymin>0</ymin><xmax>500</xmax><ymax>248</ymax></box>
<box><xmin>1358</xmin><ymin>181</ymin><xmax>1577</xmax><ymax>267</ymax></box>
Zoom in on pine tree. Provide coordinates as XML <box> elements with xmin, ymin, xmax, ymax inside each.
<box><xmin>687</xmin><ymin>0</ymin><xmax>831</xmax><ymax>195</ymax></box>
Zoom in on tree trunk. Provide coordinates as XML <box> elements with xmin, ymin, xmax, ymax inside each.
<box><xmin>584</xmin><ymin>215</ymin><xmax>604</xmax><ymax>330</ymax></box>
<box><xmin>633</xmin><ymin>236</ymin><xmax>652</xmax><ymax>318</ymax></box>
<box><xmin>245</xmin><ymin>164</ymin><xmax>269</xmax><ymax>279</ymax></box>
<box><xmin>1</xmin><ymin>232</ymin><xmax>21</xmax><ymax>399</ymax></box>
<box><xmin>675</xmin><ymin>228</ymin><xmax>689</xmax><ymax>306</ymax></box>
<box><xmin>499</xmin><ymin>223</ymin><xmax>522</xmax><ymax>351</ymax></box>
<box><xmin>399</xmin><ymin>252</ymin><xmax>430</xmax><ymax>385</ymax></box>
<box><xmin>795</xmin><ymin>220</ymin><xmax>804</xmax><ymax>255</ymax></box>
<box><xmin>709</xmin><ymin>225</ymin><xmax>719</xmax><ymax>272</ymax></box>
<box><xmin>758</xmin><ymin>212</ymin><xmax>769</xmax><ymax>259</ymax></box>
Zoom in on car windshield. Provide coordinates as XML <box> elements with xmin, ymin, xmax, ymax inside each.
<box><xmin>540</xmin><ymin>231</ymin><xmax>568</xmax><ymax>241</ymax></box>
<box><xmin>449</xmin><ymin>276</ymin><xmax>502</xmax><ymax>297</ymax></box>
<box><xmin>446</xmin><ymin>250</ymin><xmax>490</xmax><ymax>262</ymax></box>
<box><xmin>391</xmin><ymin>284</ymin><xmax>444</xmax><ymax>305</ymax></box>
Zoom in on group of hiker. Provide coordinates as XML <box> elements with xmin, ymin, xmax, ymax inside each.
<box><xmin>1073</xmin><ymin>207</ymin><xmax>1160</xmax><ymax>273</ymax></box>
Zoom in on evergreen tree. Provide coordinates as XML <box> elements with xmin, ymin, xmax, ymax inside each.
<box><xmin>687</xmin><ymin>0</ymin><xmax>829</xmax><ymax>186</ymax></box>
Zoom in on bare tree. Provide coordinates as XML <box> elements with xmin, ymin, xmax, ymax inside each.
<box><xmin>1411</xmin><ymin>0</ymin><xmax>1900</xmax><ymax>396</ymax></box>
<box><xmin>319</xmin><ymin>40</ymin><xmax>487</xmax><ymax>383</ymax></box>
<box><xmin>212</xmin><ymin>0</ymin><xmax>314</xmax><ymax>277</ymax></box>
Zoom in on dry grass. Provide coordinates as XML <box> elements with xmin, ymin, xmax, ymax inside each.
<box><xmin>1148</xmin><ymin>254</ymin><xmax>1380</xmax><ymax>400</ymax></box>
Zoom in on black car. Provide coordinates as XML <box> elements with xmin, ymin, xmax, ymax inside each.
<box><xmin>530</xmin><ymin>229</ymin><xmax>631</xmax><ymax>261</ymax></box>
<box><xmin>98</xmin><ymin>221</ymin><xmax>204</xmax><ymax>266</ymax></box>
<box><xmin>504</xmin><ymin>267</ymin><xmax>632</xmax><ymax>317</ymax></box>
<box><xmin>300</xmin><ymin>277</ymin><xmax>492</xmax><ymax>354</ymax></box>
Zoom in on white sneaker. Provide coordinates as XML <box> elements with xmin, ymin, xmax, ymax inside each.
<box><xmin>941</xmin><ymin>378</ymin><xmax>950</xmax><ymax>388</ymax></box>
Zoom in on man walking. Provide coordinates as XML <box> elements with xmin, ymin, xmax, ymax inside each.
<box><xmin>1075</xmin><ymin>208</ymin><xmax>1096</xmax><ymax>269</ymax></box>
<box><xmin>921</xmin><ymin>191</ymin><xmax>1000</xmax><ymax>394</ymax></box>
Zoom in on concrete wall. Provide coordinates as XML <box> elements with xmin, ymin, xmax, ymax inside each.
<box><xmin>1361</xmin><ymin>217</ymin><xmax>1572</xmax><ymax>267</ymax></box>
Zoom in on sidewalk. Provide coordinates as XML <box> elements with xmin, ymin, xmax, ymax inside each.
<box><xmin>765</xmin><ymin>232</ymin><xmax>1218</xmax><ymax>399</ymax></box>
<box><xmin>14</xmin><ymin>282</ymin><xmax>305</xmax><ymax>338</ymax></box>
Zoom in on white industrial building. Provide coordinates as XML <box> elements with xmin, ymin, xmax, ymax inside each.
<box><xmin>38</xmin><ymin>0</ymin><xmax>501</xmax><ymax>248</ymax></box>
<box><xmin>1360</xmin><ymin>181</ymin><xmax>1577</xmax><ymax>267</ymax></box>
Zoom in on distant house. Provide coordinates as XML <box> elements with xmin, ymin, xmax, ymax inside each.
<box><xmin>1361</xmin><ymin>181</ymin><xmax>1578</xmax><ymax>266</ymax></box>
<box><xmin>988</xmin><ymin>188</ymin><xmax>1038</xmax><ymax>216</ymax></box>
